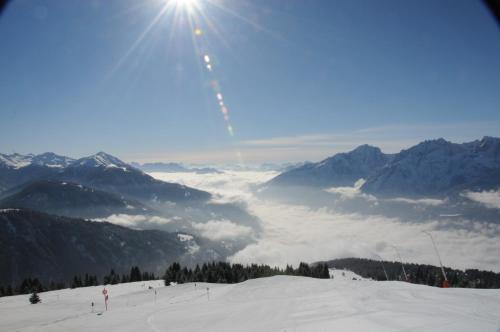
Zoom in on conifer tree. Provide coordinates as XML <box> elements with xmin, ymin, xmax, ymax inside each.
<box><xmin>29</xmin><ymin>291</ymin><xmax>41</xmax><ymax>304</ymax></box>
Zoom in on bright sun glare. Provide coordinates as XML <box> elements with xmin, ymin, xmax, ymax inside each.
<box><xmin>171</xmin><ymin>0</ymin><xmax>199</xmax><ymax>11</ymax></box>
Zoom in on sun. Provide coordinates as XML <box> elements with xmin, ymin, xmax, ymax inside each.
<box><xmin>171</xmin><ymin>0</ymin><xmax>199</xmax><ymax>12</ymax></box>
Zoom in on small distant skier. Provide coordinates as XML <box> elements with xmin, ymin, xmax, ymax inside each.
<box><xmin>91</xmin><ymin>301</ymin><xmax>94</xmax><ymax>313</ymax></box>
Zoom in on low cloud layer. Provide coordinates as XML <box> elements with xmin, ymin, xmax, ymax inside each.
<box><xmin>192</xmin><ymin>220</ymin><xmax>254</xmax><ymax>241</ymax></box>
<box><xmin>462</xmin><ymin>190</ymin><xmax>500</xmax><ymax>209</ymax></box>
<box><xmin>325</xmin><ymin>180</ymin><xmax>444</xmax><ymax>206</ymax></box>
<box><xmin>325</xmin><ymin>179</ymin><xmax>376</xmax><ymax>202</ymax></box>
<box><xmin>95</xmin><ymin>214</ymin><xmax>172</xmax><ymax>229</ymax></box>
<box><xmin>148</xmin><ymin>171</ymin><xmax>500</xmax><ymax>272</ymax></box>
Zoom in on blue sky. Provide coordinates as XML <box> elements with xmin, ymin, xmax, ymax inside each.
<box><xmin>1</xmin><ymin>0</ymin><xmax>500</xmax><ymax>164</ymax></box>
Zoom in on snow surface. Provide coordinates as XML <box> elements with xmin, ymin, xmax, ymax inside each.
<box><xmin>1</xmin><ymin>276</ymin><xmax>499</xmax><ymax>331</ymax></box>
<box><xmin>329</xmin><ymin>268</ymin><xmax>368</xmax><ymax>280</ymax></box>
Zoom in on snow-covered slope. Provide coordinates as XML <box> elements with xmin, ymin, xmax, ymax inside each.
<box><xmin>329</xmin><ymin>268</ymin><xmax>368</xmax><ymax>280</ymax></box>
<box><xmin>1</xmin><ymin>276</ymin><xmax>499</xmax><ymax>331</ymax></box>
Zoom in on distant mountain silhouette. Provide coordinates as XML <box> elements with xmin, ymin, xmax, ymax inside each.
<box><xmin>0</xmin><ymin>209</ymin><xmax>224</xmax><ymax>285</ymax></box>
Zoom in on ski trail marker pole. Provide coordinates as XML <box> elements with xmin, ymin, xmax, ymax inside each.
<box><xmin>422</xmin><ymin>230</ymin><xmax>449</xmax><ymax>287</ymax></box>
<box><xmin>102</xmin><ymin>288</ymin><xmax>108</xmax><ymax>311</ymax></box>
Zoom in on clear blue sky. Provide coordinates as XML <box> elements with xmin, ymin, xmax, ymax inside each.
<box><xmin>1</xmin><ymin>0</ymin><xmax>500</xmax><ymax>164</ymax></box>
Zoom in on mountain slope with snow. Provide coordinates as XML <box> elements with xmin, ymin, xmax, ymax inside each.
<box><xmin>0</xmin><ymin>152</ymin><xmax>74</xmax><ymax>169</ymax></box>
<box><xmin>267</xmin><ymin>145</ymin><xmax>392</xmax><ymax>189</ymax></box>
<box><xmin>264</xmin><ymin>137</ymin><xmax>500</xmax><ymax>198</ymax></box>
<box><xmin>1</xmin><ymin>276</ymin><xmax>499</xmax><ymax>331</ymax></box>
<box><xmin>31</xmin><ymin>152</ymin><xmax>75</xmax><ymax>168</ymax></box>
<box><xmin>70</xmin><ymin>152</ymin><xmax>129</xmax><ymax>169</ymax></box>
<box><xmin>362</xmin><ymin>136</ymin><xmax>500</xmax><ymax>197</ymax></box>
<box><xmin>0</xmin><ymin>151</ymin><xmax>212</xmax><ymax>203</ymax></box>
<box><xmin>54</xmin><ymin>152</ymin><xmax>211</xmax><ymax>203</ymax></box>
<box><xmin>0</xmin><ymin>153</ymin><xmax>33</xmax><ymax>169</ymax></box>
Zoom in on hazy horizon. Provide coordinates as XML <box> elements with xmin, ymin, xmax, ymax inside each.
<box><xmin>4</xmin><ymin>131</ymin><xmax>500</xmax><ymax>165</ymax></box>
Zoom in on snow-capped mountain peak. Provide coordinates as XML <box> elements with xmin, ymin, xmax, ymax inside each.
<box><xmin>267</xmin><ymin>144</ymin><xmax>391</xmax><ymax>188</ymax></box>
<box><xmin>71</xmin><ymin>152</ymin><xmax>129</xmax><ymax>169</ymax></box>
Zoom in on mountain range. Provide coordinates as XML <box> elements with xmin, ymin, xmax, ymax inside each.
<box><xmin>265</xmin><ymin>136</ymin><xmax>500</xmax><ymax>198</ymax></box>
<box><xmin>0</xmin><ymin>151</ymin><xmax>261</xmax><ymax>287</ymax></box>
<box><xmin>0</xmin><ymin>151</ymin><xmax>210</xmax><ymax>203</ymax></box>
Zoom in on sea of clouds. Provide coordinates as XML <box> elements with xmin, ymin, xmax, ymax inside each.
<box><xmin>115</xmin><ymin>171</ymin><xmax>500</xmax><ymax>272</ymax></box>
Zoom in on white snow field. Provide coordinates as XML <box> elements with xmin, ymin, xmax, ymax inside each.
<box><xmin>1</xmin><ymin>274</ymin><xmax>500</xmax><ymax>332</ymax></box>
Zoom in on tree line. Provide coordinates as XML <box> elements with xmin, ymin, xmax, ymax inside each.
<box><xmin>0</xmin><ymin>266</ymin><xmax>157</xmax><ymax>297</ymax></box>
<box><xmin>322</xmin><ymin>258</ymin><xmax>500</xmax><ymax>288</ymax></box>
<box><xmin>0</xmin><ymin>262</ymin><xmax>330</xmax><ymax>297</ymax></box>
<box><xmin>163</xmin><ymin>262</ymin><xmax>330</xmax><ymax>285</ymax></box>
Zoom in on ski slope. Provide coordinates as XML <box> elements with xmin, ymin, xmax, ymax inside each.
<box><xmin>1</xmin><ymin>275</ymin><xmax>499</xmax><ymax>331</ymax></box>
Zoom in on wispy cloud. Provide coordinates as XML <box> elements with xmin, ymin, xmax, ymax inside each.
<box><xmin>192</xmin><ymin>220</ymin><xmax>254</xmax><ymax>241</ymax></box>
<box><xmin>325</xmin><ymin>179</ymin><xmax>377</xmax><ymax>202</ymax></box>
<box><xmin>238</xmin><ymin>133</ymin><xmax>415</xmax><ymax>151</ymax></box>
<box><xmin>127</xmin><ymin>122</ymin><xmax>500</xmax><ymax>164</ymax></box>
<box><xmin>324</xmin><ymin>180</ymin><xmax>445</xmax><ymax>206</ymax></box>
<box><xmin>462</xmin><ymin>190</ymin><xmax>500</xmax><ymax>209</ymax></box>
<box><xmin>386</xmin><ymin>197</ymin><xmax>446</xmax><ymax>207</ymax></box>
<box><xmin>94</xmin><ymin>214</ymin><xmax>172</xmax><ymax>229</ymax></box>
<box><xmin>239</xmin><ymin>121</ymin><xmax>500</xmax><ymax>150</ymax></box>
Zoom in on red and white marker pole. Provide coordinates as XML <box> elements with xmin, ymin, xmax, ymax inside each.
<box><xmin>102</xmin><ymin>288</ymin><xmax>109</xmax><ymax>310</ymax></box>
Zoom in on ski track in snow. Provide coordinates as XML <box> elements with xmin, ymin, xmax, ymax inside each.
<box><xmin>1</xmin><ymin>277</ymin><xmax>500</xmax><ymax>332</ymax></box>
